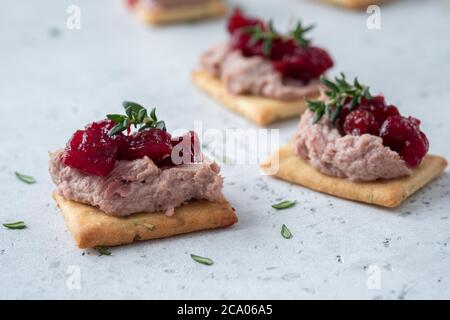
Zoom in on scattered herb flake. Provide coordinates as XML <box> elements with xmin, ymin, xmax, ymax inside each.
<box><xmin>143</xmin><ymin>223</ymin><xmax>155</xmax><ymax>230</ymax></box>
<box><xmin>190</xmin><ymin>254</ymin><xmax>213</xmax><ymax>266</ymax></box>
<box><xmin>3</xmin><ymin>221</ymin><xmax>27</xmax><ymax>230</ymax></box>
<box><xmin>272</xmin><ymin>200</ymin><xmax>296</xmax><ymax>210</ymax></box>
<box><xmin>281</xmin><ymin>224</ymin><xmax>293</xmax><ymax>239</ymax></box>
<box><xmin>95</xmin><ymin>247</ymin><xmax>111</xmax><ymax>256</ymax></box>
<box><xmin>134</xmin><ymin>222</ymin><xmax>155</xmax><ymax>230</ymax></box>
<box><xmin>15</xmin><ymin>172</ymin><xmax>36</xmax><ymax>184</ymax></box>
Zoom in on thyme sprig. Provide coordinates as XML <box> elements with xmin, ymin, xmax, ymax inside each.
<box><xmin>243</xmin><ymin>19</ymin><xmax>314</xmax><ymax>56</ymax></box>
<box><xmin>244</xmin><ymin>20</ymin><xmax>277</xmax><ymax>56</ymax></box>
<box><xmin>291</xmin><ymin>21</ymin><xmax>314</xmax><ymax>47</ymax></box>
<box><xmin>307</xmin><ymin>73</ymin><xmax>372</xmax><ymax>124</ymax></box>
<box><xmin>107</xmin><ymin>101</ymin><xmax>166</xmax><ymax>136</ymax></box>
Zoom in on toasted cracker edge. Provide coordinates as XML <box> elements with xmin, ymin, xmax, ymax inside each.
<box><xmin>261</xmin><ymin>143</ymin><xmax>448</xmax><ymax>208</ymax></box>
<box><xmin>53</xmin><ymin>192</ymin><xmax>238</xmax><ymax>248</ymax></box>
<box><xmin>132</xmin><ymin>0</ymin><xmax>227</xmax><ymax>25</ymax></box>
<box><xmin>321</xmin><ymin>0</ymin><xmax>388</xmax><ymax>9</ymax></box>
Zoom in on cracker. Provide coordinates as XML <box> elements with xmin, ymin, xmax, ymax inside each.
<box><xmin>132</xmin><ymin>0</ymin><xmax>227</xmax><ymax>25</ymax></box>
<box><xmin>53</xmin><ymin>192</ymin><xmax>238</xmax><ymax>249</ymax></box>
<box><xmin>191</xmin><ymin>70</ymin><xmax>319</xmax><ymax>126</ymax></box>
<box><xmin>322</xmin><ymin>0</ymin><xmax>388</xmax><ymax>9</ymax></box>
<box><xmin>261</xmin><ymin>143</ymin><xmax>448</xmax><ymax>208</ymax></box>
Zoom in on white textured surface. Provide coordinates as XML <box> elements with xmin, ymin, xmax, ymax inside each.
<box><xmin>1</xmin><ymin>0</ymin><xmax>450</xmax><ymax>299</ymax></box>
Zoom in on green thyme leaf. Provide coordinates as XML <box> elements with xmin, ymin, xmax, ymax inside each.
<box><xmin>154</xmin><ymin>121</ymin><xmax>166</xmax><ymax>130</ymax></box>
<box><xmin>137</xmin><ymin>108</ymin><xmax>147</xmax><ymax>122</ymax></box>
<box><xmin>291</xmin><ymin>21</ymin><xmax>314</xmax><ymax>47</ymax></box>
<box><xmin>281</xmin><ymin>224</ymin><xmax>293</xmax><ymax>239</ymax></box>
<box><xmin>150</xmin><ymin>107</ymin><xmax>157</xmax><ymax>121</ymax></box>
<box><xmin>95</xmin><ymin>247</ymin><xmax>111</xmax><ymax>256</ymax></box>
<box><xmin>109</xmin><ymin>123</ymin><xmax>125</xmax><ymax>136</ymax></box>
<box><xmin>321</xmin><ymin>77</ymin><xmax>339</xmax><ymax>92</ymax></box>
<box><xmin>3</xmin><ymin>221</ymin><xmax>26</xmax><ymax>230</ymax></box>
<box><xmin>122</xmin><ymin>118</ymin><xmax>130</xmax><ymax>128</ymax></box>
<box><xmin>137</xmin><ymin>123</ymin><xmax>150</xmax><ymax>132</ymax></box>
<box><xmin>123</xmin><ymin>101</ymin><xmax>144</xmax><ymax>111</ymax></box>
<box><xmin>244</xmin><ymin>20</ymin><xmax>277</xmax><ymax>57</ymax></box>
<box><xmin>307</xmin><ymin>73</ymin><xmax>373</xmax><ymax>124</ymax></box>
<box><xmin>124</xmin><ymin>106</ymin><xmax>133</xmax><ymax>118</ymax></box>
<box><xmin>106</xmin><ymin>114</ymin><xmax>125</xmax><ymax>123</ymax></box>
<box><xmin>15</xmin><ymin>172</ymin><xmax>36</xmax><ymax>184</ymax></box>
<box><xmin>190</xmin><ymin>254</ymin><xmax>213</xmax><ymax>266</ymax></box>
<box><xmin>272</xmin><ymin>200</ymin><xmax>296</xmax><ymax>210</ymax></box>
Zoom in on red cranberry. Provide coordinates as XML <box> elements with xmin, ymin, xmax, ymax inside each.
<box><xmin>123</xmin><ymin>129</ymin><xmax>173</xmax><ymax>165</ymax></box>
<box><xmin>62</xmin><ymin>120</ymin><xmax>122</xmax><ymax>176</ymax></box>
<box><xmin>273</xmin><ymin>46</ymin><xmax>334</xmax><ymax>82</ymax></box>
<box><xmin>379</xmin><ymin>116</ymin><xmax>429</xmax><ymax>167</ymax></box>
<box><xmin>269</xmin><ymin>39</ymin><xmax>294</xmax><ymax>61</ymax></box>
<box><xmin>400</xmin><ymin>133</ymin><xmax>429</xmax><ymax>167</ymax></box>
<box><xmin>343</xmin><ymin>109</ymin><xmax>380</xmax><ymax>136</ymax></box>
<box><xmin>230</xmin><ymin>29</ymin><xmax>293</xmax><ymax>60</ymax></box>
<box><xmin>227</xmin><ymin>9</ymin><xmax>264</xmax><ymax>34</ymax></box>
<box><xmin>230</xmin><ymin>30</ymin><xmax>264</xmax><ymax>57</ymax></box>
<box><xmin>333</xmin><ymin>97</ymin><xmax>354</xmax><ymax>125</ymax></box>
<box><xmin>359</xmin><ymin>95</ymin><xmax>400</xmax><ymax>124</ymax></box>
<box><xmin>379</xmin><ymin>116</ymin><xmax>418</xmax><ymax>144</ymax></box>
<box><xmin>126</xmin><ymin>0</ymin><xmax>138</xmax><ymax>8</ymax></box>
<box><xmin>360</xmin><ymin>95</ymin><xmax>385</xmax><ymax>109</ymax></box>
<box><xmin>382</xmin><ymin>105</ymin><xmax>401</xmax><ymax>119</ymax></box>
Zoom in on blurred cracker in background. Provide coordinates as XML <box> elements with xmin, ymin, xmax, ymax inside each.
<box><xmin>126</xmin><ymin>0</ymin><xmax>227</xmax><ymax>25</ymax></box>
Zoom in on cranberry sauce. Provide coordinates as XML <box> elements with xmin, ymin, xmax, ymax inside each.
<box><xmin>227</xmin><ymin>9</ymin><xmax>333</xmax><ymax>82</ymax></box>
<box><xmin>62</xmin><ymin>121</ymin><xmax>202</xmax><ymax>176</ymax></box>
<box><xmin>337</xmin><ymin>95</ymin><xmax>429</xmax><ymax>168</ymax></box>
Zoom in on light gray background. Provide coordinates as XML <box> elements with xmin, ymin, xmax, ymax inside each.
<box><xmin>1</xmin><ymin>0</ymin><xmax>449</xmax><ymax>299</ymax></box>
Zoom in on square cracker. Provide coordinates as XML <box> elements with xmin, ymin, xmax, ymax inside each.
<box><xmin>191</xmin><ymin>70</ymin><xmax>320</xmax><ymax>126</ymax></box>
<box><xmin>322</xmin><ymin>0</ymin><xmax>388</xmax><ymax>9</ymax></box>
<box><xmin>132</xmin><ymin>0</ymin><xmax>227</xmax><ymax>25</ymax></box>
<box><xmin>53</xmin><ymin>192</ymin><xmax>237</xmax><ymax>249</ymax></box>
<box><xmin>261</xmin><ymin>143</ymin><xmax>448</xmax><ymax>208</ymax></box>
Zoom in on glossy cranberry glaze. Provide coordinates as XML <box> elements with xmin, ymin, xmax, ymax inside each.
<box><xmin>62</xmin><ymin>121</ymin><xmax>201</xmax><ymax>176</ymax></box>
<box><xmin>62</xmin><ymin>120</ymin><xmax>122</xmax><ymax>176</ymax></box>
